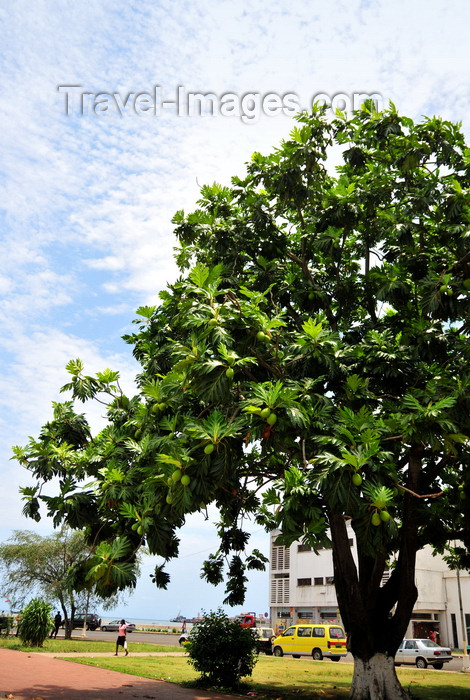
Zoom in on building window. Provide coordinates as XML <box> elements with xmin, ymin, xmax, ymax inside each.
<box><xmin>297</xmin><ymin>544</ymin><xmax>312</xmax><ymax>552</ymax></box>
<box><xmin>271</xmin><ymin>574</ymin><xmax>290</xmax><ymax>604</ymax></box>
<box><xmin>320</xmin><ymin>611</ymin><xmax>338</xmax><ymax>620</ymax></box>
<box><xmin>325</xmin><ymin>576</ymin><xmax>334</xmax><ymax>585</ymax></box>
<box><xmin>314</xmin><ymin>577</ymin><xmax>324</xmax><ymax>585</ymax></box>
<box><xmin>272</xmin><ymin>544</ymin><xmax>291</xmax><ymax>570</ymax></box>
<box><xmin>297</xmin><ymin>578</ymin><xmax>312</xmax><ymax>587</ymax></box>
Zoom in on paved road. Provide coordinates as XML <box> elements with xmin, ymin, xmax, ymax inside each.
<box><xmin>59</xmin><ymin>629</ymin><xmax>470</xmax><ymax>672</ymax></box>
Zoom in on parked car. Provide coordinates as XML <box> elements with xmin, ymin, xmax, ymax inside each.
<box><xmin>100</xmin><ymin>619</ymin><xmax>136</xmax><ymax>633</ymax></box>
<box><xmin>272</xmin><ymin>624</ymin><xmax>347</xmax><ymax>661</ymax></box>
<box><xmin>395</xmin><ymin>639</ymin><xmax>452</xmax><ymax>669</ymax></box>
<box><xmin>67</xmin><ymin>613</ymin><xmax>101</xmax><ymax>631</ymax></box>
<box><xmin>255</xmin><ymin>627</ymin><xmax>276</xmax><ymax>655</ymax></box>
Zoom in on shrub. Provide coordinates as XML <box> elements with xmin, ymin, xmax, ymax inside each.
<box><xmin>17</xmin><ymin>598</ymin><xmax>53</xmax><ymax>646</ymax></box>
<box><xmin>185</xmin><ymin>609</ymin><xmax>259</xmax><ymax>688</ymax></box>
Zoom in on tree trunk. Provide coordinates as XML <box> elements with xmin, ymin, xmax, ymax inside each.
<box><xmin>62</xmin><ymin>601</ymin><xmax>75</xmax><ymax>640</ymax></box>
<box><xmin>350</xmin><ymin>654</ymin><xmax>410</xmax><ymax>700</ymax></box>
<box><xmin>328</xmin><ymin>446</ymin><xmax>424</xmax><ymax>700</ymax></box>
<box><xmin>64</xmin><ymin>619</ymin><xmax>73</xmax><ymax>640</ymax></box>
<box><xmin>81</xmin><ymin>591</ymin><xmax>91</xmax><ymax>637</ymax></box>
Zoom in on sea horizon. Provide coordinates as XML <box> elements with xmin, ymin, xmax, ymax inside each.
<box><xmin>108</xmin><ymin>617</ymin><xmax>196</xmax><ymax>627</ymax></box>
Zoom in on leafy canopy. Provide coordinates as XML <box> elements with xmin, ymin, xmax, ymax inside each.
<box><xmin>13</xmin><ymin>104</ymin><xmax>470</xmax><ymax>611</ymax></box>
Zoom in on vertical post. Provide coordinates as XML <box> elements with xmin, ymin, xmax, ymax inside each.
<box><xmin>456</xmin><ymin>566</ymin><xmax>470</xmax><ymax>672</ymax></box>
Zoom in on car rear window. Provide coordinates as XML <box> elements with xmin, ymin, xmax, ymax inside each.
<box><xmin>421</xmin><ymin>640</ymin><xmax>438</xmax><ymax>648</ymax></box>
<box><xmin>329</xmin><ymin>627</ymin><xmax>345</xmax><ymax>639</ymax></box>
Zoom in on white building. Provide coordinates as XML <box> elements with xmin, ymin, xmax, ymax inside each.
<box><xmin>269</xmin><ymin>530</ymin><xmax>470</xmax><ymax>649</ymax></box>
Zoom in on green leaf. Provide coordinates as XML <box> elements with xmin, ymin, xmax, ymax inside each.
<box><xmin>150</xmin><ymin>564</ymin><xmax>171</xmax><ymax>589</ymax></box>
<box><xmin>189</xmin><ymin>262</ymin><xmax>210</xmax><ymax>288</ymax></box>
<box><xmin>156</xmin><ymin>453</ymin><xmax>183</xmax><ymax>467</ymax></box>
<box><xmin>302</xmin><ymin>318</ymin><xmax>325</xmax><ymax>340</ymax></box>
<box><xmin>95</xmin><ymin>368</ymin><xmax>120</xmax><ymax>384</ymax></box>
<box><xmin>142</xmin><ymin>379</ymin><xmax>164</xmax><ymax>400</ymax></box>
<box><xmin>135</xmin><ymin>305</ymin><xmax>156</xmax><ymax>319</ymax></box>
<box><xmin>65</xmin><ymin>358</ymin><xmax>84</xmax><ymax>376</ymax></box>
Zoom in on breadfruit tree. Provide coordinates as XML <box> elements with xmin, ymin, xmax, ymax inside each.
<box><xmin>13</xmin><ymin>104</ymin><xmax>470</xmax><ymax>699</ymax></box>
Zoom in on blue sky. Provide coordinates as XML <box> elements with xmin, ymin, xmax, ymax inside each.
<box><xmin>1</xmin><ymin>0</ymin><xmax>470</xmax><ymax>621</ymax></box>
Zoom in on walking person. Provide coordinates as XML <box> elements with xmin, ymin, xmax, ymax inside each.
<box><xmin>114</xmin><ymin>619</ymin><xmax>128</xmax><ymax>656</ymax></box>
<box><xmin>50</xmin><ymin>611</ymin><xmax>61</xmax><ymax>639</ymax></box>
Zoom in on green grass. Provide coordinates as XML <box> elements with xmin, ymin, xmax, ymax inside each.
<box><xmin>64</xmin><ymin>654</ymin><xmax>470</xmax><ymax>700</ymax></box>
<box><xmin>0</xmin><ymin>636</ymin><xmax>181</xmax><ymax>654</ymax></box>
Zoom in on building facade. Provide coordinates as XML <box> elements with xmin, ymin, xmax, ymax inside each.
<box><xmin>269</xmin><ymin>530</ymin><xmax>470</xmax><ymax>649</ymax></box>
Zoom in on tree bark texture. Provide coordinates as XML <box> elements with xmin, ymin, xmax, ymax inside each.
<box><xmin>350</xmin><ymin>654</ymin><xmax>410</xmax><ymax>700</ymax></box>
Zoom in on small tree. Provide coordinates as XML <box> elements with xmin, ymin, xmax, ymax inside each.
<box><xmin>0</xmin><ymin>529</ymin><xmax>128</xmax><ymax>639</ymax></box>
<box><xmin>185</xmin><ymin>609</ymin><xmax>259</xmax><ymax>687</ymax></box>
<box><xmin>17</xmin><ymin>598</ymin><xmax>53</xmax><ymax>647</ymax></box>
